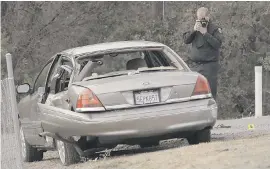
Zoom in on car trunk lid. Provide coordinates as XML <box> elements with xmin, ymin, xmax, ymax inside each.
<box><xmin>72</xmin><ymin>71</ymin><xmax>202</xmax><ymax>110</ymax></box>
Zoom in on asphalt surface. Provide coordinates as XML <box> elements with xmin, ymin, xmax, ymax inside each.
<box><xmin>212</xmin><ymin>116</ymin><xmax>270</xmax><ymax>140</ymax></box>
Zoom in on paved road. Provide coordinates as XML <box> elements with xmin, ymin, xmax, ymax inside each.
<box><xmin>212</xmin><ymin>116</ymin><xmax>270</xmax><ymax>140</ymax></box>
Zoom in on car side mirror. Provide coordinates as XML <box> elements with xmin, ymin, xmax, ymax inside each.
<box><xmin>16</xmin><ymin>83</ymin><xmax>31</xmax><ymax>94</ymax></box>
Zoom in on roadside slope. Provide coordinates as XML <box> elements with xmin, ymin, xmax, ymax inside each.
<box><xmin>24</xmin><ymin>134</ymin><xmax>270</xmax><ymax>169</ymax></box>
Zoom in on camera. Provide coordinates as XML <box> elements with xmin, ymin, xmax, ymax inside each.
<box><xmin>197</xmin><ymin>18</ymin><xmax>208</xmax><ymax>28</ymax></box>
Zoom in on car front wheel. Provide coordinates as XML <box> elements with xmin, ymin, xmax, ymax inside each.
<box><xmin>56</xmin><ymin>139</ymin><xmax>80</xmax><ymax>166</ymax></box>
<box><xmin>20</xmin><ymin>127</ymin><xmax>43</xmax><ymax>162</ymax></box>
<box><xmin>187</xmin><ymin>129</ymin><xmax>211</xmax><ymax>145</ymax></box>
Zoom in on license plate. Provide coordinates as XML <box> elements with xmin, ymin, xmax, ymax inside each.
<box><xmin>134</xmin><ymin>90</ymin><xmax>160</xmax><ymax>105</ymax></box>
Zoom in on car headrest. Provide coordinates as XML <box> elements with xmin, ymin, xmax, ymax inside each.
<box><xmin>126</xmin><ymin>58</ymin><xmax>147</xmax><ymax>70</ymax></box>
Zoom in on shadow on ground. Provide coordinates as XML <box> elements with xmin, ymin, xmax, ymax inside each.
<box><xmin>41</xmin><ymin>129</ymin><xmax>270</xmax><ymax>164</ymax></box>
<box><xmin>87</xmin><ymin>132</ymin><xmax>266</xmax><ymax>161</ymax></box>
<box><xmin>86</xmin><ymin>138</ymin><xmax>188</xmax><ymax>161</ymax></box>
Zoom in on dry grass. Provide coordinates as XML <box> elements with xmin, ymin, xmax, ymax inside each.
<box><xmin>24</xmin><ymin>135</ymin><xmax>270</xmax><ymax>169</ymax></box>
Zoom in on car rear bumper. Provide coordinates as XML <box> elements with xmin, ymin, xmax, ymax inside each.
<box><xmin>39</xmin><ymin>98</ymin><xmax>217</xmax><ymax>139</ymax></box>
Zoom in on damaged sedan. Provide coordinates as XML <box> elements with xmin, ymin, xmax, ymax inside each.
<box><xmin>17</xmin><ymin>41</ymin><xmax>218</xmax><ymax>165</ymax></box>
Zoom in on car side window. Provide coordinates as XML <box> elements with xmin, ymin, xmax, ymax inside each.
<box><xmin>33</xmin><ymin>62</ymin><xmax>53</xmax><ymax>92</ymax></box>
<box><xmin>58</xmin><ymin>60</ymin><xmax>73</xmax><ymax>92</ymax></box>
<box><xmin>47</xmin><ymin>62</ymin><xmax>60</xmax><ymax>88</ymax></box>
<box><xmin>48</xmin><ymin>58</ymin><xmax>73</xmax><ymax>94</ymax></box>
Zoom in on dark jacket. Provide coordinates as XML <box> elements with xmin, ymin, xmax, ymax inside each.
<box><xmin>183</xmin><ymin>21</ymin><xmax>224</xmax><ymax>62</ymax></box>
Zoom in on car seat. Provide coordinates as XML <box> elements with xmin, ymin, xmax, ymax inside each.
<box><xmin>126</xmin><ymin>58</ymin><xmax>147</xmax><ymax>70</ymax></box>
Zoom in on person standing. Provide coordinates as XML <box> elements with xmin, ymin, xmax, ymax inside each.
<box><xmin>183</xmin><ymin>7</ymin><xmax>224</xmax><ymax>100</ymax></box>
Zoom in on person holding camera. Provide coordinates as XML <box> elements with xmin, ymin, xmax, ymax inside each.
<box><xmin>183</xmin><ymin>7</ymin><xmax>224</xmax><ymax>100</ymax></box>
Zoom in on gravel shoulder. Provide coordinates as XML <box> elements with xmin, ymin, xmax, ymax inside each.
<box><xmin>24</xmin><ymin>116</ymin><xmax>270</xmax><ymax>169</ymax></box>
<box><xmin>24</xmin><ymin>134</ymin><xmax>270</xmax><ymax>169</ymax></box>
<box><xmin>88</xmin><ymin>135</ymin><xmax>270</xmax><ymax>169</ymax></box>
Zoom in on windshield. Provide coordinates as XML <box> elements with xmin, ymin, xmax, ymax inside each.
<box><xmin>79</xmin><ymin>49</ymin><xmax>184</xmax><ymax>80</ymax></box>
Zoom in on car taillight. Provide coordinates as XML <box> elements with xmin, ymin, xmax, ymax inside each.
<box><xmin>76</xmin><ymin>88</ymin><xmax>104</xmax><ymax>110</ymax></box>
<box><xmin>192</xmin><ymin>75</ymin><xmax>211</xmax><ymax>96</ymax></box>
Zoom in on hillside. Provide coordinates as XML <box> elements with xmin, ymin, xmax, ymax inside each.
<box><xmin>1</xmin><ymin>1</ymin><xmax>270</xmax><ymax>118</ymax></box>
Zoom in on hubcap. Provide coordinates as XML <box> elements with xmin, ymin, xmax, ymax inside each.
<box><xmin>20</xmin><ymin>128</ymin><xmax>26</xmax><ymax>159</ymax></box>
<box><xmin>57</xmin><ymin>140</ymin><xmax>66</xmax><ymax>164</ymax></box>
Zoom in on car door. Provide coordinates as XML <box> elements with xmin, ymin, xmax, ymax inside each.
<box><xmin>19</xmin><ymin>55</ymin><xmax>60</xmax><ymax>146</ymax></box>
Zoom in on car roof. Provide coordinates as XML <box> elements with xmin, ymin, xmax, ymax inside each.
<box><xmin>61</xmin><ymin>41</ymin><xmax>165</xmax><ymax>58</ymax></box>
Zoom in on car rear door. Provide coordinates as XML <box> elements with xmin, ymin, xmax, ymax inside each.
<box><xmin>20</xmin><ymin>55</ymin><xmax>60</xmax><ymax>146</ymax></box>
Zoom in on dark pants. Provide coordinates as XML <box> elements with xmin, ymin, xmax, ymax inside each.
<box><xmin>191</xmin><ymin>62</ymin><xmax>219</xmax><ymax>100</ymax></box>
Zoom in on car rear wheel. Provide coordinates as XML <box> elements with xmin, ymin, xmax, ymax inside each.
<box><xmin>20</xmin><ymin>127</ymin><xmax>43</xmax><ymax>162</ymax></box>
<box><xmin>187</xmin><ymin>129</ymin><xmax>211</xmax><ymax>145</ymax></box>
<box><xmin>56</xmin><ymin>138</ymin><xmax>80</xmax><ymax>166</ymax></box>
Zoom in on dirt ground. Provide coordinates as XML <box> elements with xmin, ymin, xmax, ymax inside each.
<box><xmin>24</xmin><ymin>134</ymin><xmax>270</xmax><ymax>169</ymax></box>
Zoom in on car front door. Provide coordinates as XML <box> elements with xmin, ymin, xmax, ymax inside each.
<box><xmin>20</xmin><ymin>55</ymin><xmax>60</xmax><ymax>146</ymax></box>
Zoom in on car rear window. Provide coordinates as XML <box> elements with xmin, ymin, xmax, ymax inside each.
<box><xmin>86</xmin><ymin>50</ymin><xmax>183</xmax><ymax>76</ymax></box>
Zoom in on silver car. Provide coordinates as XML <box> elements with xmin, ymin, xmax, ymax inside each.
<box><xmin>17</xmin><ymin>41</ymin><xmax>217</xmax><ymax>165</ymax></box>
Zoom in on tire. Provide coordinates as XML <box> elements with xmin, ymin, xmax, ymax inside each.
<box><xmin>140</xmin><ymin>141</ymin><xmax>159</xmax><ymax>148</ymax></box>
<box><xmin>20</xmin><ymin>127</ymin><xmax>44</xmax><ymax>162</ymax></box>
<box><xmin>56</xmin><ymin>138</ymin><xmax>80</xmax><ymax>166</ymax></box>
<box><xmin>187</xmin><ymin>129</ymin><xmax>211</xmax><ymax>145</ymax></box>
